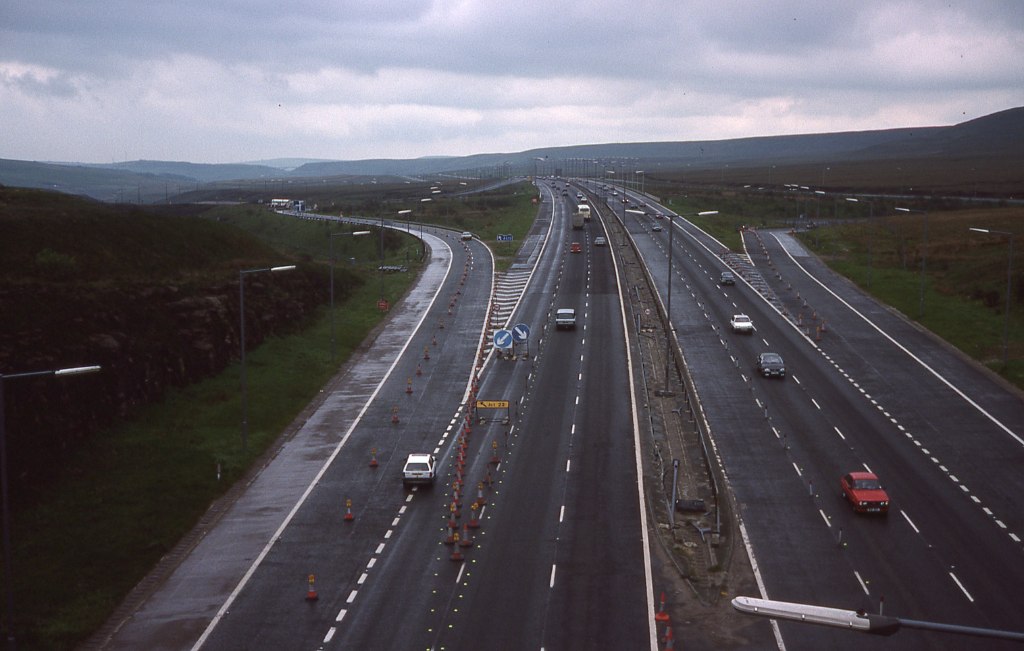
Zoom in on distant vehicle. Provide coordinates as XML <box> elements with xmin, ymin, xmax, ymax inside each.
<box><xmin>555</xmin><ymin>308</ymin><xmax>577</xmax><ymax>330</ymax></box>
<box><xmin>571</xmin><ymin>242</ymin><xmax>582</xmax><ymax>254</ymax></box>
<box><xmin>594</xmin><ymin>236</ymin><xmax>607</xmax><ymax>247</ymax></box>
<box><xmin>612</xmin><ymin>191</ymin><xmax>618</xmax><ymax>196</ymax></box>
<box><xmin>755</xmin><ymin>352</ymin><xmax>785</xmax><ymax>378</ymax></box>
<box><xmin>651</xmin><ymin>224</ymin><xmax>663</xmax><ymax>232</ymax></box>
<box><xmin>840</xmin><ymin>472</ymin><xmax>890</xmax><ymax>514</ymax></box>
<box><xmin>654</xmin><ymin>213</ymin><xmax>663</xmax><ymax>219</ymax></box>
<box><xmin>720</xmin><ymin>271</ymin><xmax>736</xmax><ymax>285</ymax></box>
<box><xmin>460</xmin><ymin>231</ymin><xmax>473</xmax><ymax>241</ymax></box>
<box><xmin>730</xmin><ymin>314</ymin><xmax>754</xmax><ymax>334</ymax></box>
<box><xmin>402</xmin><ymin>453</ymin><xmax>436</xmax><ymax>488</ymax></box>
<box><xmin>576</xmin><ymin>192</ymin><xmax>584</xmax><ymax>200</ymax></box>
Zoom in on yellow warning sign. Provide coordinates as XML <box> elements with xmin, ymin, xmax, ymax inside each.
<box><xmin>476</xmin><ymin>400</ymin><xmax>509</xmax><ymax>409</ymax></box>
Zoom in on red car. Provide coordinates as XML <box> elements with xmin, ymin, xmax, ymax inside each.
<box><xmin>840</xmin><ymin>471</ymin><xmax>890</xmax><ymax>514</ymax></box>
<box><xmin>570</xmin><ymin>242</ymin><xmax>582</xmax><ymax>254</ymax></box>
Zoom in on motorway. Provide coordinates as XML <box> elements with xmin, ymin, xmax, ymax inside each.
<box><xmin>588</xmin><ymin>180</ymin><xmax>1024</xmax><ymax>650</ymax></box>
<box><xmin>101</xmin><ymin>187</ymin><xmax>658</xmax><ymax>650</ymax></box>
<box><xmin>101</xmin><ymin>178</ymin><xmax>1024</xmax><ymax>650</ymax></box>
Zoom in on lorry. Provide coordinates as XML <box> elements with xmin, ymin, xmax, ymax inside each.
<box><xmin>572</xmin><ymin>212</ymin><xmax>585</xmax><ymax>230</ymax></box>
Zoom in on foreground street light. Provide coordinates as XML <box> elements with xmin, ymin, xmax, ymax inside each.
<box><xmin>969</xmin><ymin>227</ymin><xmax>1015</xmax><ymax>365</ymax></box>
<box><xmin>239</xmin><ymin>265</ymin><xmax>296</xmax><ymax>453</ymax></box>
<box><xmin>663</xmin><ymin>210</ymin><xmax>718</xmax><ymax>393</ymax></box>
<box><xmin>330</xmin><ymin>231</ymin><xmax>371</xmax><ymax>361</ymax></box>
<box><xmin>733</xmin><ymin>596</ymin><xmax>1024</xmax><ymax>642</ymax></box>
<box><xmin>1</xmin><ymin>364</ymin><xmax>101</xmax><ymax>650</ymax></box>
<box><xmin>895</xmin><ymin>206</ymin><xmax>928</xmax><ymax>319</ymax></box>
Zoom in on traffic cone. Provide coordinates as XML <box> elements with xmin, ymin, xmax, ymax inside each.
<box><xmin>655</xmin><ymin>591</ymin><xmax>671</xmax><ymax>623</ymax></box>
<box><xmin>306</xmin><ymin>574</ymin><xmax>319</xmax><ymax>601</ymax></box>
<box><xmin>416</xmin><ymin>363</ymin><xmax>422</xmax><ymax>376</ymax></box>
<box><xmin>369</xmin><ymin>448</ymin><xmax>379</xmax><ymax>468</ymax></box>
<box><xmin>391</xmin><ymin>407</ymin><xmax>400</xmax><ymax>424</ymax></box>
<box><xmin>663</xmin><ymin>625</ymin><xmax>674</xmax><ymax>650</ymax></box>
<box><xmin>489</xmin><ymin>440</ymin><xmax>500</xmax><ymax>464</ymax></box>
<box><xmin>344</xmin><ymin>498</ymin><xmax>354</xmax><ymax>522</ymax></box>
<box><xmin>467</xmin><ymin>501</ymin><xmax>481</xmax><ymax>528</ymax></box>
<box><xmin>474</xmin><ymin>482</ymin><xmax>487</xmax><ymax>507</ymax></box>
<box><xmin>459</xmin><ymin>523</ymin><xmax>474</xmax><ymax>548</ymax></box>
<box><xmin>406</xmin><ymin>378</ymin><xmax>413</xmax><ymax>394</ymax></box>
<box><xmin>450</xmin><ymin>534</ymin><xmax>464</xmax><ymax>561</ymax></box>
<box><xmin>424</xmin><ymin>346</ymin><xmax>431</xmax><ymax>360</ymax></box>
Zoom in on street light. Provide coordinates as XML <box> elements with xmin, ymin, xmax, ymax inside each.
<box><xmin>733</xmin><ymin>596</ymin><xmax>1024</xmax><ymax>642</ymax></box>
<box><xmin>1</xmin><ymin>364</ymin><xmax>101</xmax><ymax>650</ymax></box>
<box><xmin>663</xmin><ymin>210</ymin><xmax>719</xmax><ymax>393</ymax></box>
<box><xmin>845</xmin><ymin>197</ymin><xmax>874</xmax><ymax>287</ymax></box>
<box><xmin>330</xmin><ymin>230</ymin><xmax>370</xmax><ymax>361</ymax></box>
<box><xmin>239</xmin><ymin>265</ymin><xmax>295</xmax><ymax>453</ymax></box>
<box><xmin>969</xmin><ymin>227</ymin><xmax>1015</xmax><ymax>365</ymax></box>
<box><xmin>895</xmin><ymin>206</ymin><xmax>928</xmax><ymax>319</ymax></box>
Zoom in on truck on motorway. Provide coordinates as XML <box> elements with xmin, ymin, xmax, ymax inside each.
<box><xmin>577</xmin><ymin>204</ymin><xmax>592</xmax><ymax>222</ymax></box>
<box><xmin>572</xmin><ymin>211</ymin><xmax>585</xmax><ymax>230</ymax></box>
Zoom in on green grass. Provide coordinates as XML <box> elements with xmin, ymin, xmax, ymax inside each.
<box><xmin>797</xmin><ymin>207</ymin><xmax>1023</xmax><ymax>387</ymax></box>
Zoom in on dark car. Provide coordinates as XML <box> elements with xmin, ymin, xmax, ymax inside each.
<box><xmin>755</xmin><ymin>352</ymin><xmax>785</xmax><ymax>378</ymax></box>
<box><xmin>720</xmin><ymin>271</ymin><xmax>736</xmax><ymax>285</ymax></box>
<box><xmin>841</xmin><ymin>471</ymin><xmax>890</xmax><ymax>514</ymax></box>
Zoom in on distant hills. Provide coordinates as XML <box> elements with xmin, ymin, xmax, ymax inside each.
<box><xmin>2</xmin><ymin>106</ymin><xmax>1021</xmax><ymax>203</ymax></box>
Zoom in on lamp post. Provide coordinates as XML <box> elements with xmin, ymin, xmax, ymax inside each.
<box><xmin>969</xmin><ymin>227</ymin><xmax>1015</xmax><ymax>365</ymax></box>
<box><xmin>663</xmin><ymin>210</ymin><xmax>718</xmax><ymax>393</ymax></box>
<box><xmin>895</xmin><ymin>207</ymin><xmax>928</xmax><ymax>319</ymax></box>
<box><xmin>845</xmin><ymin>197</ymin><xmax>874</xmax><ymax>287</ymax></box>
<box><xmin>329</xmin><ymin>231</ymin><xmax>370</xmax><ymax>361</ymax></box>
<box><xmin>733</xmin><ymin>596</ymin><xmax>1024</xmax><ymax>642</ymax></box>
<box><xmin>239</xmin><ymin>265</ymin><xmax>295</xmax><ymax>453</ymax></box>
<box><xmin>1</xmin><ymin>364</ymin><xmax>101</xmax><ymax>650</ymax></box>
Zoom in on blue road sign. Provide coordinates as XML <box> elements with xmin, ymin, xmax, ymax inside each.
<box><xmin>511</xmin><ymin>323</ymin><xmax>530</xmax><ymax>342</ymax></box>
<box><xmin>497</xmin><ymin>234</ymin><xmax>514</xmax><ymax>242</ymax></box>
<box><xmin>493</xmin><ymin>329</ymin><xmax>513</xmax><ymax>349</ymax></box>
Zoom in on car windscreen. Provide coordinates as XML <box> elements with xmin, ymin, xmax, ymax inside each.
<box><xmin>406</xmin><ymin>462</ymin><xmax>430</xmax><ymax>472</ymax></box>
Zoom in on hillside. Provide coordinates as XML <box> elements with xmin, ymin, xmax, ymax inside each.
<box><xmin>2</xmin><ymin>106</ymin><xmax>1021</xmax><ymax>201</ymax></box>
<box><xmin>0</xmin><ymin>189</ymin><xmax>340</xmax><ymax>502</ymax></box>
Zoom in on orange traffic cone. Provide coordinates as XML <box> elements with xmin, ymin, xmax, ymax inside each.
<box><xmin>655</xmin><ymin>591</ymin><xmax>671</xmax><ymax>623</ymax></box>
<box><xmin>306</xmin><ymin>574</ymin><xmax>318</xmax><ymax>601</ymax></box>
<box><xmin>369</xmin><ymin>448</ymin><xmax>379</xmax><ymax>468</ymax></box>
<box><xmin>344</xmin><ymin>498</ymin><xmax>354</xmax><ymax>522</ymax></box>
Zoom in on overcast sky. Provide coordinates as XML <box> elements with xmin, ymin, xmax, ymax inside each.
<box><xmin>2</xmin><ymin>1</ymin><xmax>1022</xmax><ymax>165</ymax></box>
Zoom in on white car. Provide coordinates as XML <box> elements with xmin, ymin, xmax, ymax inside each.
<box><xmin>402</xmin><ymin>453</ymin><xmax>436</xmax><ymax>488</ymax></box>
<box><xmin>555</xmin><ymin>308</ymin><xmax>577</xmax><ymax>330</ymax></box>
<box><xmin>594</xmin><ymin>236</ymin><xmax>607</xmax><ymax>247</ymax></box>
<box><xmin>730</xmin><ymin>314</ymin><xmax>754</xmax><ymax>334</ymax></box>
<box><xmin>460</xmin><ymin>231</ymin><xmax>473</xmax><ymax>241</ymax></box>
